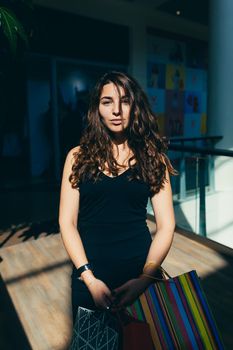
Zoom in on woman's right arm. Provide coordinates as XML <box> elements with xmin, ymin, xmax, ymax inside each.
<box><xmin>58</xmin><ymin>147</ymin><xmax>113</xmax><ymax>309</ymax></box>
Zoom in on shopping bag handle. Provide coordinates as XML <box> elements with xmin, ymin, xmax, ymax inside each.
<box><xmin>142</xmin><ymin>265</ymin><xmax>172</xmax><ymax>281</ymax></box>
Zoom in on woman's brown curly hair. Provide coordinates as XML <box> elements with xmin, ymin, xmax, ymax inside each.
<box><xmin>69</xmin><ymin>71</ymin><xmax>178</xmax><ymax>197</ymax></box>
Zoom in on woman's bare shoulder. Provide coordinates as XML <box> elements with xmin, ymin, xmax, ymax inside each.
<box><xmin>70</xmin><ymin>145</ymin><xmax>81</xmax><ymax>154</ymax></box>
<box><xmin>65</xmin><ymin>146</ymin><xmax>81</xmax><ymax>167</ymax></box>
<box><xmin>68</xmin><ymin>145</ymin><xmax>81</xmax><ymax>157</ymax></box>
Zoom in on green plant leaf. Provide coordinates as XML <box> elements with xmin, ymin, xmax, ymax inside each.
<box><xmin>0</xmin><ymin>6</ymin><xmax>28</xmax><ymax>53</ymax></box>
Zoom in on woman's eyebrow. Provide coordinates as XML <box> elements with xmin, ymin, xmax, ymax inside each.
<box><xmin>100</xmin><ymin>95</ymin><xmax>128</xmax><ymax>100</ymax></box>
<box><xmin>100</xmin><ymin>96</ymin><xmax>112</xmax><ymax>100</ymax></box>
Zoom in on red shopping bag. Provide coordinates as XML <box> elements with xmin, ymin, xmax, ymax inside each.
<box><xmin>117</xmin><ymin>310</ymin><xmax>154</xmax><ymax>350</ymax></box>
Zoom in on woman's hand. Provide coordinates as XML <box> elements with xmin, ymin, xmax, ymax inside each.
<box><xmin>87</xmin><ymin>278</ymin><xmax>114</xmax><ymax>310</ymax></box>
<box><xmin>110</xmin><ymin>277</ymin><xmax>151</xmax><ymax>311</ymax></box>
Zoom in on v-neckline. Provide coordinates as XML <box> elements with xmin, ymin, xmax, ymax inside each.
<box><xmin>100</xmin><ymin>167</ymin><xmax>132</xmax><ymax>179</ymax></box>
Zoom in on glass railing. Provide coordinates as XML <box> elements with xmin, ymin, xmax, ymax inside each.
<box><xmin>147</xmin><ymin>137</ymin><xmax>233</xmax><ymax>249</ymax></box>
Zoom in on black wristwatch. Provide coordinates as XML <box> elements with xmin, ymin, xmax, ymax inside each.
<box><xmin>76</xmin><ymin>263</ymin><xmax>93</xmax><ymax>277</ymax></box>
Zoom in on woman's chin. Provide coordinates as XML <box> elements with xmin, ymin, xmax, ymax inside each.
<box><xmin>109</xmin><ymin>124</ymin><xmax>129</xmax><ymax>132</ymax></box>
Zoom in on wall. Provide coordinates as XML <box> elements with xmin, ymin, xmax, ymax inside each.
<box><xmin>35</xmin><ymin>0</ymin><xmax>208</xmax><ymax>89</ymax></box>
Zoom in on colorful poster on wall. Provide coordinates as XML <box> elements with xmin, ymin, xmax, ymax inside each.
<box><xmin>202</xmin><ymin>92</ymin><xmax>207</xmax><ymax>113</ymax></box>
<box><xmin>147</xmin><ymin>88</ymin><xmax>165</xmax><ymax>113</ymax></box>
<box><xmin>166</xmin><ymin>90</ymin><xmax>184</xmax><ymax>114</ymax></box>
<box><xmin>165</xmin><ymin>111</ymin><xmax>184</xmax><ymax>137</ymax></box>
<box><xmin>147</xmin><ymin>33</ymin><xmax>207</xmax><ymax>138</ymax></box>
<box><xmin>165</xmin><ymin>90</ymin><xmax>184</xmax><ymax>136</ymax></box>
<box><xmin>185</xmin><ymin>68</ymin><xmax>205</xmax><ymax>91</ymax></box>
<box><xmin>147</xmin><ymin>63</ymin><xmax>165</xmax><ymax>88</ymax></box>
<box><xmin>166</xmin><ymin>64</ymin><xmax>185</xmax><ymax>90</ymax></box>
<box><xmin>146</xmin><ymin>88</ymin><xmax>166</xmax><ymax>135</ymax></box>
<box><xmin>185</xmin><ymin>91</ymin><xmax>202</xmax><ymax>113</ymax></box>
<box><xmin>184</xmin><ymin>113</ymin><xmax>203</xmax><ymax>137</ymax></box>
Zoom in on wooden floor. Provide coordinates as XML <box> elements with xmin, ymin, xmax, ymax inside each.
<box><xmin>0</xmin><ymin>220</ymin><xmax>233</xmax><ymax>350</ymax></box>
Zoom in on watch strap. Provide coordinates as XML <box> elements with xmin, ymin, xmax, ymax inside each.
<box><xmin>76</xmin><ymin>263</ymin><xmax>92</xmax><ymax>276</ymax></box>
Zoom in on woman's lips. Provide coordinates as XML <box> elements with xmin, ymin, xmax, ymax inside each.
<box><xmin>111</xmin><ymin>120</ymin><xmax>124</xmax><ymax>124</ymax></box>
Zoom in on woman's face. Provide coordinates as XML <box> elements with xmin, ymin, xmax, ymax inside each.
<box><xmin>98</xmin><ymin>82</ymin><xmax>131</xmax><ymax>134</ymax></box>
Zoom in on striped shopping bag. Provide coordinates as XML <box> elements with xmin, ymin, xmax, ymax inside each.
<box><xmin>127</xmin><ymin>268</ymin><xmax>225</xmax><ymax>350</ymax></box>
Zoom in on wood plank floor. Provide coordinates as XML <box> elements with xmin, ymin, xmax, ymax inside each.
<box><xmin>1</xmin><ymin>221</ymin><xmax>233</xmax><ymax>350</ymax></box>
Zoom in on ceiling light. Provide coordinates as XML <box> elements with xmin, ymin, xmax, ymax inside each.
<box><xmin>176</xmin><ymin>10</ymin><xmax>181</xmax><ymax>16</ymax></box>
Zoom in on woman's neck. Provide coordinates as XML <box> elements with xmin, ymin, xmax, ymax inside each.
<box><xmin>111</xmin><ymin>133</ymin><xmax>129</xmax><ymax>150</ymax></box>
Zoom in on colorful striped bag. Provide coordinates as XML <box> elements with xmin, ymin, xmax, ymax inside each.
<box><xmin>126</xmin><ymin>268</ymin><xmax>225</xmax><ymax>350</ymax></box>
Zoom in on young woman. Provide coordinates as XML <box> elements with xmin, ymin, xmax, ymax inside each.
<box><xmin>58</xmin><ymin>71</ymin><xmax>177</xmax><ymax>324</ymax></box>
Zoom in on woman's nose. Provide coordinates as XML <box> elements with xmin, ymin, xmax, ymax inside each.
<box><xmin>112</xmin><ymin>103</ymin><xmax>121</xmax><ymax>116</ymax></box>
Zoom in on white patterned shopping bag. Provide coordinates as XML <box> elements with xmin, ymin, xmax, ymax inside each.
<box><xmin>69</xmin><ymin>307</ymin><xmax>119</xmax><ymax>350</ymax></box>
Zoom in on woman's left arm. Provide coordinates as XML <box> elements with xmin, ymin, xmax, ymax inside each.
<box><xmin>111</xmin><ymin>162</ymin><xmax>176</xmax><ymax>310</ymax></box>
<box><xmin>144</xmin><ymin>162</ymin><xmax>176</xmax><ymax>270</ymax></box>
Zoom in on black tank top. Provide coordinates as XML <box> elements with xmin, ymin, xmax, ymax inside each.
<box><xmin>77</xmin><ymin>167</ymin><xmax>152</xmax><ymax>262</ymax></box>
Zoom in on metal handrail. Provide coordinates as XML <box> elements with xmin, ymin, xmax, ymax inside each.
<box><xmin>168</xmin><ymin>143</ymin><xmax>233</xmax><ymax>157</ymax></box>
<box><xmin>169</xmin><ymin>135</ymin><xmax>223</xmax><ymax>143</ymax></box>
<box><xmin>167</xmin><ymin>139</ymin><xmax>233</xmax><ymax>237</ymax></box>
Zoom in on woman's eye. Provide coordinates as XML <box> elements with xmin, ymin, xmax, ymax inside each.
<box><xmin>102</xmin><ymin>101</ymin><xmax>111</xmax><ymax>105</ymax></box>
<box><xmin>122</xmin><ymin>99</ymin><xmax>130</xmax><ymax>104</ymax></box>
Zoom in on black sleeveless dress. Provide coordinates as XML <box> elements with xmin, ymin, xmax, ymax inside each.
<box><xmin>71</xmin><ymin>167</ymin><xmax>154</xmax><ymax>322</ymax></box>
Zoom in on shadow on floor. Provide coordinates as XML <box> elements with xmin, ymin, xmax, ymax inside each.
<box><xmin>0</xmin><ymin>275</ymin><xmax>32</xmax><ymax>350</ymax></box>
<box><xmin>0</xmin><ymin>219</ymin><xmax>59</xmax><ymax>248</ymax></box>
